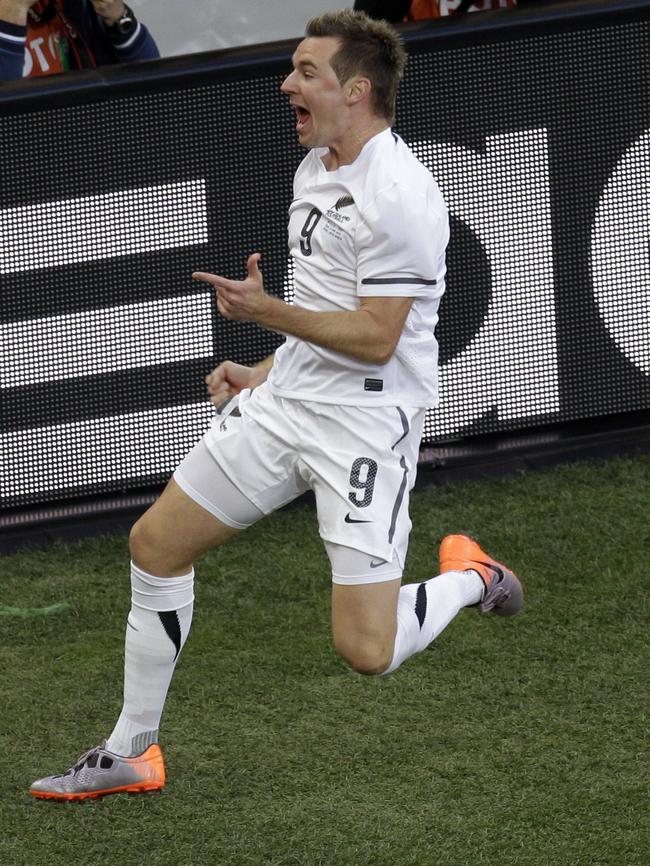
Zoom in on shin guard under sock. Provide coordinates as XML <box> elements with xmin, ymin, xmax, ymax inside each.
<box><xmin>105</xmin><ymin>562</ymin><xmax>194</xmax><ymax>756</ymax></box>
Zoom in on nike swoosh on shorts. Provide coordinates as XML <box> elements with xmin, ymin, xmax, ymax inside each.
<box><xmin>344</xmin><ymin>513</ymin><xmax>372</xmax><ymax>524</ymax></box>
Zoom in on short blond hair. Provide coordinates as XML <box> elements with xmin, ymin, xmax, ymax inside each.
<box><xmin>305</xmin><ymin>10</ymin><xmax>407</xmax><ymax>123</ymax></box>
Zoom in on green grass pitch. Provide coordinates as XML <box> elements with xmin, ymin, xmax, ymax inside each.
<box><xmin>1</xmin><ymin>455</ymin><xmax>648</xmax><ymax>866</ymax></box>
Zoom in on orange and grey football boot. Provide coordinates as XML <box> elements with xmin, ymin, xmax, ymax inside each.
<box><xmin>29</xmin><ymin>741</ymin><xmax>165</xmax><ymax>801</ymax></box>
<box><xmin>439</xmin><ymin>534</ymin><xmax>524</xmax><ymax>617</ymax></box>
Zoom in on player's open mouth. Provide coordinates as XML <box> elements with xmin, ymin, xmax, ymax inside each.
<box><xmin>294</xmin><ymin>105</ymin><xmax>311</xmax><ymax>133</ymax></box>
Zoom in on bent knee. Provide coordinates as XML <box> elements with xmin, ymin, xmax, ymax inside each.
<box><xmin>129</xmin><ymin>515</ymin><xmax>155</xmax><ymax>562</ymax></box>
<box><xmin>334</xmin><ymin>637</ymin><xmax>394</xmax><ymax>676</ymax></box>
<box><xmin>129</xmin><ymin>515</ymin><xmax>190</xmax><ymax>576</ymax></box>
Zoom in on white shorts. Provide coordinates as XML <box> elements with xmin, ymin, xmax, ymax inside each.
<box><xmin>174</xmin><ymin>383</ymin><xmax>425</xmax><ymax>580</ymax></box>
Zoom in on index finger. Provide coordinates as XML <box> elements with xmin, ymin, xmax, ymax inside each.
<box><xmin>192</xmin><ymin>271</ymin><xmax>219</xmax><ymax>285</ymax></box>
<box><xmin>192</xmin><ymin>271</ymin><xmax>242</xmax><ymax>293</ymax></box>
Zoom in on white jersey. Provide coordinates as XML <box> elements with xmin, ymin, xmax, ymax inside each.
<box><xmin>266</xmin><ymin>127</ymin><xmax>449</xmax><ymax>408</ymax></box>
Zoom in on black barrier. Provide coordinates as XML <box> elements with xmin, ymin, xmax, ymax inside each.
<box><xmin>1</xmin><ymin>0</ymin><xmax>649</xmax><ymax>511</ymax></box>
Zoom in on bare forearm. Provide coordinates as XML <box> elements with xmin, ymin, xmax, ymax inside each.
<box><xmin>192</xmin><ymin>258</ymin><xmax>409</xmax><ymax>365</ymax></box>
<box><xmin>257</xmin><ymin>296</ymin><xmax>394</xmax><ymax>365</ymax></box>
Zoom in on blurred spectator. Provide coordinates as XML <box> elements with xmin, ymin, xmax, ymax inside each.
<box><xmin>0</xmin><ymin>0</ymin><xmax>159</xmax><ymax>81</ymax></box>
<box><xmin>354</xmin><ymin>0</ymin><xmax>518</xmax><ymax>21</ymax></box>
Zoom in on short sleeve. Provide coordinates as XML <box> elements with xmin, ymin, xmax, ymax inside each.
<box><xmin>355</xmin><ymin>181</ymin><xmax>449</xmax><ymax>298</ymax></box>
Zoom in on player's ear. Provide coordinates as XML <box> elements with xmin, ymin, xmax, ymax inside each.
<box><xmin>346</xmin><ymin>76</ymin><xmax>371</xmax><ymax>105</ymax></box>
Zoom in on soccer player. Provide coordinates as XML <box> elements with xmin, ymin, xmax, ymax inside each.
<box><xmin>30</xmin><ymin>9</ymin><xmax>523</xmax><ymax>801</ymax></box>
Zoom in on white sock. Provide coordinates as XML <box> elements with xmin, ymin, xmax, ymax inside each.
<box><xmin>105</xmin><ymin>562</ymin><xmax>194</xmax><ymax>756</ymax></box>
<box><xmin>383</xmin><ymin>570</ymin><xmax>484</xmax><ymax>675</ymax></box>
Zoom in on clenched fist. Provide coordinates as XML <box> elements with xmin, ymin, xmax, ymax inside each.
<box><xmin>205</xmin><ymin>360</ymin><xmax>270</xmax><ymax>408</ymax></box>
